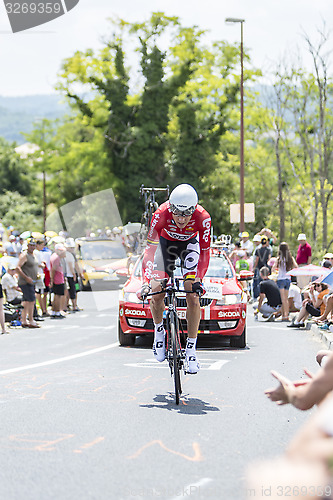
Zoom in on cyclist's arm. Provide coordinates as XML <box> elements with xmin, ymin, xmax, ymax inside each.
<box><xmin>142</xmin><ymin>209</ymin><xmax>163</xmax><ymax>283</ymax></box>
<box><xmin>197</xmin><ymin>213</ymin><xmax>211</xmax><ymax>279</ymax></box>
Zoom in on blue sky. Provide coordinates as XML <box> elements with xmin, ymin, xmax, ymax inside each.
<box><xmin>0</xmin><ymin>0</ymin><xmax>332</xmax><ymax>96</ymax></box>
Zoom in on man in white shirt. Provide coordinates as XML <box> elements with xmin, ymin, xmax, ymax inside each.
<box><xmin>1</xmin><ymin>264</ymin><xmax>22</xmax><ymax>304</ymax></box>
<box><xmin>288</xmin><ymin>282</ymin><xmax>303</xmax><ymax>312</ymax></box>
<box><xmin>241</xmin><ymin>231</ymin><xmax>254</xmax><ymax>256</ymax></box>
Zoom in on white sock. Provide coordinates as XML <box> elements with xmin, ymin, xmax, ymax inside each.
<box><xmin>186</xmin><ymin>337</ymin><xmax>197</xmax><ymax>353</ymax></box>
<box><xmin>154</xmin><ymin>321</ymin><xmax>165</xmax><ymax>340</ymax></box>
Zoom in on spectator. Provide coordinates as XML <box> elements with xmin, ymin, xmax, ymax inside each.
<box><xmin>241</xmin><ymin>231</ymin><xmax>253</xmax><ymax>256</ymax></box>
<box><xmin>16</xmin><ymin>238</ymin><xmax>40</xmax><ymax>328</ymax></box>
<box><xmin>50</xmin><ymin>244</ymin><xmax>67</xmax><ymax>319</ymax></box>
<box><xmin>34</xmin><ymin>239</ymin><xmax>47</xmax><ymax>317</ymax></box>
<box><xmin>0</xmin><ymin>280</ymin><xmax>9</xmax><ymax>334</ymax></box>
<box><xmin>64</xmin><ymin>238</ymin><xmax>79</xmax><ymax>312</ymax></box>
<box><xmin>4</xmin><ymin>235</ymin><xmax>19</xmax><ymax>258</ymax></box>
<box><xmin>229</xmin><ymin>241</ymin><xmax>247</xmax><ymax>271</ymax></box>
<box><xmin>321</xmin><ymin>252</ymin><xmax>333</xmax><ymax>268</ymax></box>
<box><xmin>272</xmin><ymin>242</ymin><xmax>297</xmax><ymax>321</ymax></box>
<box><xmin>296</xmin><ymin>233</ymin><xmax>312</xmax><ymax>290</ymax></box>
<box><xmin>256</xmin><ymin>266</ymin><xmax>282</xmax><ymax>321</ymax></box>
<box><xmin>287</xmin><ymin>281</ymin><xmax>329</xmax><ymax>328</ymax></box>
<box><xmin>1</xmin><ymin>264</ymin><xmax>22</xmax><ymax>305</ymax></box>
<box><xmin>265</xmin><ymin>351</ymin><xmax>333</xmax><ymax>410</ymax></box>
<box><xmin>288</xmin><ymin>281</ymin><xmax>303</xmax><ymax>313</ymax></box>
<box><xmin>253</xmin><ymin>237</ymin><xmax>272</xmax><ymax>299</ymax></box>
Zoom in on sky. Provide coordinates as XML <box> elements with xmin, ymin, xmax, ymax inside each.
<box><xmin>0</xmin><ymin>0</ymin><xmax>332</xmax><ymax>96</ymax></box>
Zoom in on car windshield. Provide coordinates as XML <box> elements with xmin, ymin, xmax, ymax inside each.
<box><xmin>133</xmin><ymin>254</ymin><xmax>233</xmax><ymax>279</ymax></box>
<box><xmin>78</xmin><ymin>240</ymin><xmax>127</xmax><ymax>260</ymax></box>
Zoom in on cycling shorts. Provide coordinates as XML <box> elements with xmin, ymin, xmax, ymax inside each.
<box><xmin>152</xmin><ymin>236</ymin><xmax>200</xmax><ymax>281</ymax></box>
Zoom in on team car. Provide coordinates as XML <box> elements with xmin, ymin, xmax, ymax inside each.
<box><xmin>76</xmin><ymin>237</ymin><xmax>128</xmax><ymax>290</ymax></box>
<box><xmin>118</xmin><ymin>248</ymin><xmax>248</xmax><ymax>348</ymax></box>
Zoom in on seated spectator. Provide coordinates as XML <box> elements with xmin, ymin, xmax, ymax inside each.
<box><xmin>321</xmin><ymin>252</ymin><xmax>333</xmax><ymax>268</ymax></box>
<box><xmin>288</xmin><ymin>281</ymin><xmax>329</xmax><ymax>328</ymax></box>
<box><xmin>288</xmin><ymin>281</ymin><xmax>303</xmax><ymax>312</ymax></box>
<box><xmin>1</xmin><ymin>264</ymin><xmax>22</xmax><ymax>305</ymax></box>
<box><xmin>313</xmin><ymin>291</ymin><xmax>333</xmax><ymax>325</ymax></box>
<box><xmin>255</xmin><ymin>266</ymin><xmax>282</xmax><ymax>321</ymax></box>
<box><xmin>264</xmin><ymin>351</ymin><xmax>333</xmax><ymax>410</ymax></box>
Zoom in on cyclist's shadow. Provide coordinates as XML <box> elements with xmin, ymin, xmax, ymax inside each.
<box><xmin>140</xmin><ymin>393</ymin><xmax>220</xmax><ymax>415</ymax></box>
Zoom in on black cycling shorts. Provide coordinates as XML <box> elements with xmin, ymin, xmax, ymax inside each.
<box><xmin>153</xmin><ymin>236</ymin><xmax>200</xmax><ymax>280</ymax></box>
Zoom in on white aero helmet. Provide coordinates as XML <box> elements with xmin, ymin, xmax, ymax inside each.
<box><xmin>169</xmin><ymin>184</ymin><xmax>198</xmax><ymax>216</ymax></box>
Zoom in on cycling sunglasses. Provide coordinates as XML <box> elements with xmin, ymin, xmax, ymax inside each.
<box><xmin>169</xmin><ymin>204</ymin><xmax>196</xmax><ymax>217</ymax></box>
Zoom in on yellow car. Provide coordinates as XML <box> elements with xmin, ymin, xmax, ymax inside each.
<box><xmin>76</xmin><ymin>238</ymin><xmax>128</xmax><ymax>290</ymax></box>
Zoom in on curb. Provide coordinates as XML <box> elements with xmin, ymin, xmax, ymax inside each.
<box><xmin>310</xmin><ymin>323</ymin><xmax>333</xmax><ymax>351</ymax></box>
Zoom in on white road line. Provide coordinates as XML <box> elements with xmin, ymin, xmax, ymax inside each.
<box><xmin>0</xmin><ymin>342</ymin><xmax>119</xmax><ymax>375</ymax></box>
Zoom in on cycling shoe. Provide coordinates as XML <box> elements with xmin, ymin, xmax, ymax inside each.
<box><xmin>153</xmin><ymin>336</ymin><xmax>166</xmax><ymax>362</ymax></box>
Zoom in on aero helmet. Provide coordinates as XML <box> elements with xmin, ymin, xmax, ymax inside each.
<box><xmin>169</xmin><ymin>184</ymin><xmax>198</xmax><ymax>216</ymax></box>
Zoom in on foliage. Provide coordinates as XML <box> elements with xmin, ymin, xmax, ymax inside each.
<box><xmin>0</xmin><ymin>190</ymin><xmax>42</xmax><ymax>231</ymax></box>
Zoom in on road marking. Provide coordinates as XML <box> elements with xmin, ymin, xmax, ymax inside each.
<box><xmin>125</xmin><ymin>358</ymin><xmax>230</xmax><ymax>370</ymax></box>
<box><xmin>0</xmin><ymin>342</ymin><xmax>119</xmax><ymax>375</ymax></box>
<box><xmin>127</xmin><ymin>440</ymin><xmax>204</xmax><ymax>462</ymax></box>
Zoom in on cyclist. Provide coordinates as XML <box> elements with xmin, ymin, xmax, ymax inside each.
<box><xmin>139</xmin><ymin>184</ymin><xmax>211</xmax><ymax>374</ymax></box>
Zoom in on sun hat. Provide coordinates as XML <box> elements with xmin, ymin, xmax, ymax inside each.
<box><xmin>323</xmin><ymin>253</ymin><xmax>333</xmax><ymax>259</ymax></box>
<box><xmin>253</xmin><ymin>234</ymin><xmax>261</xmax><ymax>242</ymax></box>
<box><xmin>241</xmin><ymin>231</ymin><xmax>249</xmax><ymax>238</ymax></box>
<box><xmin>55</xmin><ymin>243</ymin><xmax>66</xmax><ymax>251</ymax></box>
<box><xmin>65</xmin><ymin>238</ymin><xmax>75</xmax><ymax>248</ymax></box>
<box><xmin>297</xmin><ymin>233</ymin><xmax>307</xmax><ymax>241</ymax></box>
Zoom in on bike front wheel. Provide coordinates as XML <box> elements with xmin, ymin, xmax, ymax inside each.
<box><xmin>170</xmin><ymin>318</ymin><xmax>182</xmax><ymax>405</ymax></box>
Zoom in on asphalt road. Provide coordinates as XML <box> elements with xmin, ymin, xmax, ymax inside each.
<box><xmin>0</xmin><ymin>290</ymin><xmax>326</xmax><ymax>500</ymax></box>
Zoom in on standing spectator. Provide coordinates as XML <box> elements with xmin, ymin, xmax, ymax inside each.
<box><xmin>1</xmin><ymin>264</ymin><xmax>22</xmax><ymax>305</ymax></box>
<box><xmin>4</xmin><ymin>235</ymin><xmax>19</xmax><ymax>258</ymax></box>
<box><xmin>16</xmin><ymin>238</ymin><xmax>40</xmax><ymax>328</ymax></box>
<box><xmin>296</xmin><ymin>233</ymin><xmax>312</xmax><ymax>290</ymax></box>
<box><xmin>241</xmin><ymin>231</ymin><xmax>253</xmax><ymax>256</ymax></box>
<box><xmin>64</xmin><ymin>238</ymin><xmax>78</xmax><ymax>312</ymax></box>
<box><xmin>272</xmin><ymin>242</ymin><xmax>297</xmax><ymax>321</ymax></box>
<box><xmin>229</xmin><ymin>241</ymin><xmax>246</xmax><ymax>271</ymax></box>
<box><xmin>296</xmin><ymin>233</ymin><xmax>312</xmax><ymax>266</ymax></box>
<box><xmin>0</xmin><ymin>280</ymin><xmax>9</xmax><ymax>334</ymax></box>
<box><xmin>50</xmin><ymin>244</ymin><xmax>67</xmax><ymax>319</ymax></box>
<box><xmin>256</xmin><ymin>266</ymin><xmax>282</xmax><ymax>321</ymax></box>
<box><xmin>34</xmin><ymin>239</ymin><xmax>47</xmax><ymax>317</ymax></box>
<box><xmin>253</xmin><ymin>237</ymin><xmax>272</xmax><ymax>299</ymax></box>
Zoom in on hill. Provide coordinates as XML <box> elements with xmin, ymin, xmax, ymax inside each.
<box><xmin>0</xmin><ymin>94</ymin><xmax>68</xmax><ymax>144</ymax></box>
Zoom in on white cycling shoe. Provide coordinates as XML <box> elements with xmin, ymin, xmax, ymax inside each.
<box><xmin>153</xmin><ymin>334</ymin><xmax>166</xmax><ymax>362</ymax></box>
<box><xmin>186</xmin><ymin>352</ymin><xmax>200</xmax><ymax>374</ymax></box>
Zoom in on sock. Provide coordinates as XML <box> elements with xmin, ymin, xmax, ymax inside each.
<box><xmin>154</xmin><ymin>321</ymin><xmax>165</xmax><ymax>340</ymax></box>
<box><xmin>186</xmin><ymin>337</ymin><xmax>197</xmax><ymax>353</ymax></box>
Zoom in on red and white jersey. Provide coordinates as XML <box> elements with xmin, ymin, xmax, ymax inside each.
<box><xmin>142</xmin><ymin>201</ymin><xmax>211</xmax><ymax>283</ymax></box>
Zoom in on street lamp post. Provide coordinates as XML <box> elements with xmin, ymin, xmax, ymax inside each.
<box><xmin>225</xmin><ymin>17</ymin><xmax>245</xmax><ymax>233</ymax></box>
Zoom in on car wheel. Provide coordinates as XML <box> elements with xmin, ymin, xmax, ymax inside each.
<box><xmin>80</xmin><ymin>278</ymin><xmax>91</xmax><ymax>291</ymax></box>
<box><xmin>118</xmin><ymin>321</ymin><xmax>135</xmax><ymax>346</ymax></box>
<box><xmin>230</xmin><ymin>327</ymin><xmax>246</xmax><ymax>348</ymax></box>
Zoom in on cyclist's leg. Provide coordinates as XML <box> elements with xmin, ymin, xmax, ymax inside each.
<box><xmin>181</xmin><ymin>237</ymin><xmax>201</xmax><ymax>373</ymax></box>
<box><xmin>149</xmin><ymin>238</ymin><xmax>175</xmax><ymax>362</ymax></box>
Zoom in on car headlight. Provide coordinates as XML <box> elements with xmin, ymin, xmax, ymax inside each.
<box><xmin>84</xmin><ymin>264</ymin><xmax>95</xmax><ymax>273</ymax></box>
<box><xmin>123</xmin><ymin>292</ymin><xmax>141</xmax><ymax>304</ymax></box>
<box><xmin>216</xmin><ymin>294</ymin><xmax>242</xmax><ymax>305</ymax></box>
